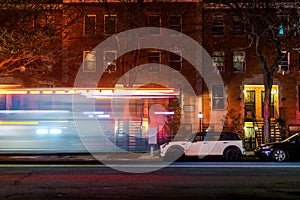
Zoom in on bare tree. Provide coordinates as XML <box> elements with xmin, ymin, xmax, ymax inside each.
<box><xmin>0</xmin><ymin>0</ymin><xmax>78</xmax><ymax>86</ymax></box>
<box><xmin>210</xmin><ymin>0</ymin><xmax>300</xmax><ymax>143</ymax></box>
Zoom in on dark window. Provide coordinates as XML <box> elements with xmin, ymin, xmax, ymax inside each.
<box><xmin>148</xmin><ymin>51</ymin><xmax>161</xmax><ymax>72</ymax></box>
<box><xmin>212</xmin><ymin>15</ymin><xmax>224</xmax><ymax>35</ymax></box>
<box><xmin>84</xmin><ymin>15</ymin><xmax>96</xmax><ymax>35</ymax></box>
<box><xmin>104</xmin><ymin>15</ymin><xmax>117</xmax><ymax>34</ymax></box>
<box><xmin>169</xmin><ymin>15</ymin><xmax>181</xmax><ymax>33</ymax></box>
<box><xmin>148</xmin><ymin>15</ymin><xmax>160</xmax><ymax>34</ymax></box>
<box><xmin>169</xmin><ymin>52</ymin><xmax>182</xmax><ymax>71</ymax></box>
<box><xmin>232</xmin><ymin>15</ymin><xmax>245</xmax><ymax>35</ymax></box>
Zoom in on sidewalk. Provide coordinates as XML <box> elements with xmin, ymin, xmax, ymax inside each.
<box><xmin>0</xmin><ymin>150</ymin><xmax>257</xmax><ymax>163</ymax></box>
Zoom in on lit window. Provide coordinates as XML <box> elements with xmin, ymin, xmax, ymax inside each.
<box><xmin>104</xmin><ymin>15</ymin><xmax>117</xmax><ymax>34</ymax></box>
<box><xmin>103</xmin><ymin>51</ymin><xmax>117</xmax><ymax>73</ymax></box>
<box><xmin>278</xmin><ymin>51</ymin><xmax>290</xmax><ymax>74</ymax></box>
<box><xmin>212</xmin><ymin>51</ymin><xmax>225</xmax><ymax>73</ymax></box>
<box><xmin>83</xmin><ymin>51</ymin><xmax>96</xmax><ymax>72</ymax></box>
<box><xmin>148</xmin><ymin>15</ymin><xmax>161</xmax><ymax>34</ymax></box>
<box><xmin>84</xmin><ymin>15</ymin><xmax>96</xmax><ymax>35</ymax></box>
<box><xmin>148</xmin><ymin>51</ymin><xmax>161</xmax><ymax>72</ymax></box>
<box><xmin>169</xmin><ymin>15</ymin><xmax>181</xmax><ymax>33</ymax></box>
<box><xmin>212</xmin><ymin>15</ymin><xmax>224</xmax><ymax>35</ymax></box>
<box><xmin>277</xmin><ymin>15</ymin><xmax>288</xmax><ymax>35</ymax></box>
<box><xmin>169</xmin><ymin>51</ymin><xmax>182</xmax><ymax>71</ymax></box>
<box><xmin>212</xmin><ymin>85</ymin><xmax>225</xmax><ymax>110</ymax></box>
<box><xmin>233</xmin><ymin>51</ymin><xmax>245</xmax><ymax>72</ymax></box>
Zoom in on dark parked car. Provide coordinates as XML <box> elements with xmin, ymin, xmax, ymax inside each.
<box><xmin>254</xmin><ymin>133</ymin><xmax>300</xmax><ymax>161</ymax></box>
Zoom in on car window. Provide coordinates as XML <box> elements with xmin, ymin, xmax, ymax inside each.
<box><xmin>204</xmin><ymin>132</ymin><xmax>221</xmax><ymax>141</ymax></box>
<box><xmin>219</xmin><ymin>132</ymin><xmax>240</xmax><ymax>140</ymax></box>
<box><xmin>295</xmin><ymin>136</ymin><xmax>300</xmax><ymax>144</ymax></box>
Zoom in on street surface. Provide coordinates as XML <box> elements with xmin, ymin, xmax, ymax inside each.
<box><xmin>0</xmin><ymin>162</ymin><xmax>300</xmax><ymax>200</ymax></box>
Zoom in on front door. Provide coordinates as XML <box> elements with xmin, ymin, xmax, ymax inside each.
<box><xmin>244</xmin><ymin>85</ymin><xmax>278</xmax><ymax>121</ymax></box>
<box><xmin>244</xmin><ymin>90</ymin><xmax>256</xmax><ymax>121</ymax></box>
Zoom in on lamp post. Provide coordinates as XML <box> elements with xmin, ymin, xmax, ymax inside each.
<box><xmin>198</xmin><ymin>112</ymin><xmax>203</xmax><ymax>132</ymax></box>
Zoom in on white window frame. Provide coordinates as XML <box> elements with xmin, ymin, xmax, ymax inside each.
<box><xmin>103</xmin><ymin>51</ymin><xmax>117</xmax><ymax>73</ymax></box>
<box><xmin>148</xmin><ymin>15</ymin><xmax>161</xmax><ymax>35</ymax></box>
<box><xmin>278</xmin><ymin>51</ymin><xmax>290</xmax><ymax>74</ymax></box>
<box><xmin>233</xmin><ymin>51</ymin><xmax>246</xmax><ymax>72</ymax></box>
<box><xmin>212</xmin><ymin>51</ymin><xmax>225</xmax><ymax>73</ymax></box>
<box><xmin>84</xmin><ymin>14</ymin><xmax>96</xmax><ymax>35</ymax></box>
<box><xmin>212</xmin><ymin>85</ymin><xmax>226</xmax><ymax>110</ymax></box>
<box><xmin>83</xmin><ymin>51</ymin><xmax>96</xmax><ymax>72</ymax></box>
<box><xmin>169</xmin><ymin>51</ymin><xmax>182</xmax><ymax>71</ymax></box>
<box><xmin>148</xmin><ymin>51</ymin><xmax>161</xmax><ymax>72</ymax></box>
<box><xmin>104</xmin><ymin>14</ymin><xmax>117</xmax><ymax>35</ymax></box>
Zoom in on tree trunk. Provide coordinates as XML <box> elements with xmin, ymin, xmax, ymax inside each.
<box><xmin>263</xmin><ymin>72</ymin><xmax>273</xmax><ymax>144</ymax></box>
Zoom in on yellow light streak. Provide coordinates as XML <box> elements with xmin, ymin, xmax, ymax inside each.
<box><xmin>42</xmin><ymin>90</ymin><xmax>53</xmax><ymax>94</ymax></box>
<box><xmin>29</xmin><ymin>91</ymin><xmax>41</xmax><ymax>94</ymax></box>
<box><xmin>0</xmin><ymin>121</ymin><xmax>39</xmax><ymax>125</ymax></box>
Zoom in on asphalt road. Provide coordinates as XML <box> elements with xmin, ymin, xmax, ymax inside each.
<box><xmin>0</xmin><ymin>162</ymin><xmax>300</xmax><ymax>200</ymax></box>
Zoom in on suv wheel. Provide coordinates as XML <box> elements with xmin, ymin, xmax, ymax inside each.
<box><xmin>164</xmin><ymin>147</ymin><xmax>184</xmax><ymax>162</ymax></box>
<box><xmin>224</xmin><ymin>148</ymin><xmax>239</xmax><ymax>161</ymax></box>
<box><xmin>272</xmin><ymin>149</ymin><xmax>288</xmax><ymax>162</ymax></box>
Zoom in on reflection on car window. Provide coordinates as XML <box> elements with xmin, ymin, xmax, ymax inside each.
<box><xmin>204</xmin><ymin>132</ymin><xmax>220</xmax><ymax>141</ymax></box>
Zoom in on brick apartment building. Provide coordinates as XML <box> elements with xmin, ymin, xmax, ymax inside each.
<box><xmin>1</xmin><ymin>0</ymin><xmax>300</xmax><ymax>149</ymax></box>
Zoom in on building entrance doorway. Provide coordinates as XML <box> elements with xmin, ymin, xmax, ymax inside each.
<box><xmin>243</xmin><ymin>85</ymin><xmax>279</xmax><ymax>149</ymax></box>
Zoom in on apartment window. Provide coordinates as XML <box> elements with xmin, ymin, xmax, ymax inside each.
<box><xmin>148</xmin><ymin>15</ymin><xmax>161</xmax><ymax>34</ymax></box>
<box><xmin>83</xmin><ymin>51</ymin><xmax>96</xmax><ymax>72</ymax></box>
<box><xmin>212</xmin><ymin>15</ymin><xmax>224</xmax><ymax>35</ymax></box>
<box><xmin>232</xmin><ymin>15</ymin><xmax>245</xmax><ymax>35</ymax></box>
<box><xmin>277</xmin><ymin>15</ymin><xmax>289</xmax><ymax>35</ymax></box>
<box><xmin>84</xmin><ymin>15</ymin><xmax>96</xmax><ymax>35</ymax></box>
<box><xmin>278</xmin><ymin>51</ymin><xmax>290</xmax><ymax>74</ymax></box>
<box><xmin>212</xmin><ymin>85</ymin><xmax>225</xmax><ymax>110</ymax></box>
<box><xmin>103</xmin><ymin>51</ymin><xmax>117</xmax><ymax>73</ymax></box>
<box><xmin>104</xmin><ymin>15</ymin><xmax>117</xmax><ymax>35</ymax></box>
<box><xmin>212</xmin><ymin>51</ymin><xmax>225</xmax><ymax>73</ymax></box>
<box><xmin>233</xmin><ymin>51</ymin><xmax>245</xmax><ymax>72</ymax></box>
<box><xmin>169</xmin><ymin>51</ymin><xmax>182</xmax><ymax>71</ymax></box>
<box><xmin>169</xmin><ymin>15</ymin><xmax>181</xmax><ymax>33</ymax></box>
<box><xmin>148</xmin><ymin>51</ymin><xmax>161</xmax><ymax>72</ymax></box>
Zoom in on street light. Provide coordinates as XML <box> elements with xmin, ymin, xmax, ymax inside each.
<box><xmin>198</xmin><ymin>112</ymin><xmax>203</xmax><ymax>132</ymax></box>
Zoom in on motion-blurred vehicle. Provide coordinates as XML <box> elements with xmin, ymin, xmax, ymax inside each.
<box><xmin>254</xmin><ymin>133</ymin><xmax>300</xmax><ymax>161</ymax></box>
<box><xmin>160</xmin><ymin>131</ymin><xmax>246</xmax><ymax>161</ymax></box>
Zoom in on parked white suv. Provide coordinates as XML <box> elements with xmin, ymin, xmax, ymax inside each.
<box><xmin>160</xmin><ymin>132</ymin><xmax>246</xmax><ymax>161</ymax></box>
